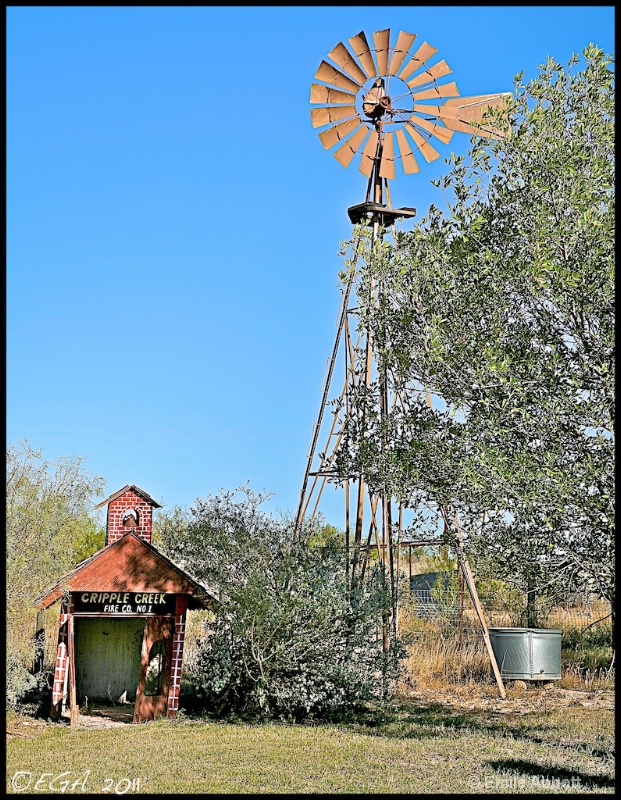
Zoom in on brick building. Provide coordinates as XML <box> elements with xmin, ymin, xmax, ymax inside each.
<box><xmin>36</xmin><ymin>485</ymin><xmax>216</xmax><ymax>724</ymax></box>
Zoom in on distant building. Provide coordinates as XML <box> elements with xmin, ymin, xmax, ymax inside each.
<box><xmin>410</xmin><ymin>570</ymin><xmax>458</xmax><ymax>618</ymax></box>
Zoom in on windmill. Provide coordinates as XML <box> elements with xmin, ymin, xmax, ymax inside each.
<box><xmin>297</xmin><ymin>27</ymin><xmax>512</xmax><ymax>697</ymax></box>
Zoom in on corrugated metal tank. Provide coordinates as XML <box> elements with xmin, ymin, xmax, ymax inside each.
<box><xmin>489</xmin><ymin>627</ymin><xmax>562</xmax><ymax>680</ymax></box>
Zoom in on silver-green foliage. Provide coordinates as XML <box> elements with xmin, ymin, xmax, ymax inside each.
<box><xmin>335</xmin><ymin>46</ymin><xmax>614</xmax><ymax>605</ymax></box>
<box><xmin>157</xmin><ymin>487</ymin><xmax>403</xmax><ymax>719</ymax></box>
<box><xmin>6</xmin><ymin>440</ymin><xmax>105</xmax><ymax>705</ymax></box>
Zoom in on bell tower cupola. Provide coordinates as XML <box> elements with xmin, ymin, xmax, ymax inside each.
<box><xmin>95</xmin><ymin>485</ymin><xmax>162</xmax><ymax>546</ymax></box>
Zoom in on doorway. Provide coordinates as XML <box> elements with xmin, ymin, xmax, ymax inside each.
<box><xmin>74</xmin><ymin>617</ymin><xmax>145</xmax><ymax>706</ymax></box>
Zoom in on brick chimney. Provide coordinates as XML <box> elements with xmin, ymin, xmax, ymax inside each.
<box><xmin>95</xmin><ymin>485</ymin><xmax>162</xmax><ymax>546</ymax></box>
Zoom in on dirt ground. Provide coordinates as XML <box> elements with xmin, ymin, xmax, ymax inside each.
<box><xmin>7</xmin><ymin>684</ymin><xmax>613</xmax><ymax>734</ymax></box>
<box><xmin>73</xmin><ymin>684</ymin><xmax>612</xmax><ymax>726</ymax></box>
<box><xmin>74</xmin><ymin>706</ymin><xmax>135</xmax><ymax>728</ymax></box>
<box><xmin>399</xmin><ymin>682</ymin><xmax>614</xmax><ymax>714</ymax></box>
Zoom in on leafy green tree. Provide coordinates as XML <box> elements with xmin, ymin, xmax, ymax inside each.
<box><xmin>6</xmin><ymin>440</ymin><xmax>105</xmax><ymax>704</ymax></box>
<box><xmin>158</xmin><ymin>487</ymin><xmax>403</xmax><ymax>720</ymax></box>
<box><xmin>335</xmin><ymin>46</ymin><xmax>614</xmax><ymax>612</ymax></box>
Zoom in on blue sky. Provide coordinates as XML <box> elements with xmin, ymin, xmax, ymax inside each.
<box><xmin>7</xmin><ymin>6</ymin><xmax>615</xmax><ymax>527</ymax></box>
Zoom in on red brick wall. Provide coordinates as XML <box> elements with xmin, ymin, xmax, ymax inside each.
<box><xmin>105</xmin><ymin>490</ymin><xmax>155</xmax><ymax>545</ymax></box>
<box><xmin>167</xmin><ymin>595</ymin><xmax>188</xmax><ymax>718</ymax></box>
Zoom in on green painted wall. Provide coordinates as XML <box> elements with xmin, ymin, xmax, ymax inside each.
<box><xmin>75</xmin><ymin>618</ymin><xmax>145</xmax><ymax>703</ymax></box>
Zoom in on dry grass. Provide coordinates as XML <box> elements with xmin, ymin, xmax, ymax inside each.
<box><xmin>402</xmin><ymin>637</ymin><xmax>490</xmax><ymax>690</ymax></box>
<box><xmin>558</xmin><ymin>663</ymin><xmax>615</xmax><ymax>692</ymax></box>
<box><xmin>398</xmin><ymin>603</ymin><xmax>614</xmax><ymax>693</ymax></box>
<box><xmin>399</xmin><ymin>603</ymin><xmax>490</xmax><ymax>690</ymax></box>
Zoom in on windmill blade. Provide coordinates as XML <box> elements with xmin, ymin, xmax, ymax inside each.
<box><xmin>327</xmin><ymin>41</ymin><xmax>368</xmax><ymax>86</ymax></box>
<box><xmin>388</xmin><ymin>31</ymin><xmax>417</xmax><ymax>75</ymax></box>
<box><xmin>379</xmin><ymin>131</ymin><xmax>396</xmax><ymax>179</ymax></box>
<box><xmin>315</xmin><ymin>61</ymin><xmax>361</xmax><ymax>94</ymax></box>
<box><xmin>412</xmin><ymin>81</ymin><xmax>460</xmax><ymax>101</ymax></box>
<box><xmin>310</xmin><ymin>83</ymin><xmax>357</xmax><ymax>105</ymax></box>
<box><xmin>407</xmin><ymin>59</ymin><xmax>453</xmax><ymax>88</ymax></box>
<box><xmin>359</xmin><ymin>130</ymin><xmax>379</xmax><ymax>176</ymax></box>
<box><xmin>405</xmin><ymin>123</ymin><xmax>441</xmax><ymax>163</ymax></box>
<box><xmin>311</xmin><ymin>105</ymin><xmax>357</xmax><ymax>128</ymax></box>
<box><xmin>408</xmin><ymin>113</ymin><xmax>454</xmax><ymax>145</ymax></box>
<box><xmin>413</xmin><ymin>103</ymin><xmax>443</xmax><ymax>115</ymax></box>
<box><xmin>395</xmin><ymin>129</ymin><xmax>420</xmax><ymax>174</ymax></box>
<box><xmin>373</xmin><ymin>29</ymin><xmax>390</xmax><ymax>76</ymax></box>
<box><xmin>399</xmin><ymin>42</ymin><xmax>439</xmax><ymax>81</ymax></box>
<box><xmin>319</xmin><ymin>116</ymin><xmax>362</xmax><ymax>150</ymax></box>
<box><xmin>333</xmin><ymin>125</ymin><xmax>369</xmax><ymax>168</ymax></box>
<box><xmin>440</xmin><ymin>93</ymin><xmax>512</xmax><ymax>137</ymax></box>
<box><xmin>348</xmin><ymin>30</ymin><xmax>377</xmax><ymax>78</ymax></box>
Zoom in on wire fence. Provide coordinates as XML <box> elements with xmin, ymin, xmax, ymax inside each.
<box><xmin>402</xmin><ymin>586</ymin><xmax>612</xmax><ymax>643</ymax></box>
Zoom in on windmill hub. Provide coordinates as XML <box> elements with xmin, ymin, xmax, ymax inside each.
<box><xmin>364</xmin><ymin>98</ymin><xmax>392</xmax><ymax>122</ymax></box>
<box><xmin>366</xmin><ymin>94</ymin><xmax>392</xmax><ymax>119</ymax></box>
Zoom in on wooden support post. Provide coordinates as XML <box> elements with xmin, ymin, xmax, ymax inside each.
<box><xmin>458</xmin><ymin>557</ymin><xmax>505</xmax><ymax>698</ymax></box>
<box><xmin>359</xmin><ymin>507</ymin><xmax>378</xmax><ymax>585</ymax></box>
<box><xmin>409</xmin><ymin>544</ymin><xmax>412</xmax><ymax>583</ymax></box>
<box><xmin>395</xmin><ymin>503</ymin><xmax>403</xmax><ymax>637</ymax></box>
<box><xmin>446</xmin><ymin>508</ymin><xmax>506</xmax><ymax>698</ymax></box>
<box><xmin>385</xmin><ymin>496</ymin><xmax>396</xmax><ymax>638</ymax></box>
<box><xmin>352</xmin><ymin>478</ymin><xmax>366</xmax><ymax>585</ymax></box>
<box><xmin>380</xmin><ymin>497</ymin><xmax>390</xmax><ymax>654</ymax></box>
<box><xmin>345</xmin><ymin>479</ymin><xmax>350</xmax><ymax>590</ymax></box>
<box><xmin>457</xmin><ymin>567</ymin><xmax>465</xmax><ymax>652</ymax></box>
<box><xmin>67</xmin><ymin>616</ymin><xmax>79</xmax><ymax>727</ymax></box>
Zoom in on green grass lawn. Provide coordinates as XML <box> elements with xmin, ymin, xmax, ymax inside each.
<box><xmin>6</xmin><ymin>700</ymin><xmax>614</xmax><ymax>794</ymax></box>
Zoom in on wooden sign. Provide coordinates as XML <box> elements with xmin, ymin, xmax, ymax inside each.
<box><xmin>72</xmin><ymin>591</ymin><xmax>177</xmax><ymax>615</ymax></box>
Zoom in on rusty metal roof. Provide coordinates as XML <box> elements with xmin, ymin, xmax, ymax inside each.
<box><xmin>35</xmin><ymin>532</ymin><xmax>218</xmax><ymax>611</ymax></box>
<box><xmin>95</xmin><ymin>485</ymin><xmax>163</xmax><ymax>509</ymax></box>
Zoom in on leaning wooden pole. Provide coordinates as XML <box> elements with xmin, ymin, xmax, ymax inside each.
<box><xmin>459</xmin><ymin>556</ymin><xmax>506</xmax><ymax>699</ymax></box>
<box><xmin>448</xmin><ymin>510</ymin><xmax>506</xmax><ymax>699</ymax></box>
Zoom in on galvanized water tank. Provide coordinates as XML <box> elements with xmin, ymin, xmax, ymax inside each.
<box><xmin>488</xmin><ymin>627</ymin><xmax>562</xmax><ymax>680</ymax></box>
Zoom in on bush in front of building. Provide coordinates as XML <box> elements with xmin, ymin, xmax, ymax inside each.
<box><xmin>158</xmin><ymin>488</ymin><xmax>404</xmax><ymax>721</ymax></box>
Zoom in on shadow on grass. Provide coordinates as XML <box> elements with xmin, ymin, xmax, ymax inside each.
<box><xmin>485</xmin><ymin>758</ymin><xmax>615</xmax><ymax>790</ymax></box>
<box><xmin>323</xmin><ymin>701</ymin><xmax>614</xmax><ymax>761</ymax></box>
<box><xmin>179</xmin><ymin>697</ymin><xmax>613</xmax><ymax>763</ymax></box>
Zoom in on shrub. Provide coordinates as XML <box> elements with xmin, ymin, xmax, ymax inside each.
<box><xmin>561</xmin><ymin>625</ymin><xmax>614</xmax><ymax>672</ymax></box>
<box><xmin>160</xmin><ymin>488</ymin><xmax>404</xmax><ymax>720</ymax></box>
<box><xmin>6</xmin><ymin>440</ymin><xmax>105</xmax><ymax>710</ymax></box>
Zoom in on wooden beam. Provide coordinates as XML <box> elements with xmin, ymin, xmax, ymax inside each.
<box><xmin>450</xmin><ymin>511</ymin><xmax>506</xmax><ymax>699</ymax></box>
<box><xmin>67</xmin><ymin>616</ymin><xmax>79</xmax><ymax>727</ymax></box>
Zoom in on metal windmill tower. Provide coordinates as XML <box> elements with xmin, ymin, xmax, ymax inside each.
<box><xmin>297</xmin><ymin>27</ymin><xmax>511</xmax><ymax>696</ymax></box>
